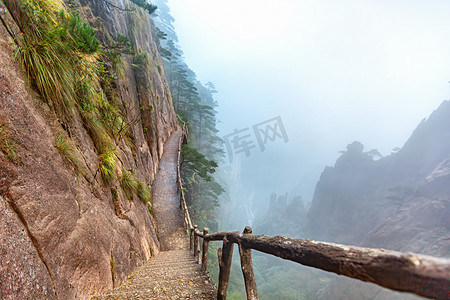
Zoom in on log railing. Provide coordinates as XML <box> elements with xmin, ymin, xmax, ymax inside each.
<box><xmin>176</xmin><ymin>125</ymin><xmax>193</xmax><ymax>238</ymax></box>
<box><xmin>190</xmin><ymin>226</ymin><xmax>450</xmax><ymax>300</ymax></box>
<box><xmin>176</xmin><ymin>131</ymin><xmax>450</xmax><ymax>300</ymax></box>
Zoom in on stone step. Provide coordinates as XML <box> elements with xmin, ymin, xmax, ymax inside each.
<box><xmin>94</xmin><ymin>249</ymin><xmax>217</xmax><ymax>299</ymax></box>
<box><xmin>131</xmin><ymin>267</ymin><xmax>202</xmax><ymax>279</ymax></box>
<box><xmin>141</xmin><ymin>256</ymin><xmax>198</xmax><ymax>262</ymax></box>
<box><xmin>97</xmin><ymin>288</ymin><xmax>216</xmax><ymax>300</ymax></box>
<box><xmin>116</xmin><ymin>273</ymin><xmax>212</xmax><ymax>288</ymax></box>
<box><xmin>135</xmin><ymin>260</ymin><xmax>199</xmax><ymax>269</ymax></box>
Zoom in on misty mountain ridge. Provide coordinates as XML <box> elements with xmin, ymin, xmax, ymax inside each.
<box><xmin>301</xmin><ymin>100</ymin><xmax>450</xmax><ymax>299</ymax></box>
<box><xmin>247</xmin><ymin>100</ymin><xmax>449</xmax><ymax>299</ymax></box>
<box><xmin>307</xmin><ymin>100</ymin><xmax>450</xmax><ymax>252</ymax></box>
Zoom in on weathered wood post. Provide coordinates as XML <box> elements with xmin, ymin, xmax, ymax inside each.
<box><xmin>193</xmin><ymin>225</ymin><xmax>199</xmax><ymax>261</ymax></box>
<box><xmin>189</xmin><ymin>226</ymin><xmax>194</xmax><ymax>250</ymax></box>
<box><xmin>217</xmin><ymin>236</ymin><xmax>234</xmax><ymax>300</ymax></box>
<box><xmin>238</xmin><ymin>226</ymin><xmax>258</xmax><ymax>300</ymax></box>
<box><xmin>195</xmin><ymin>229</ymin><xmax>201</xmax><ymax>264</ymax></box>
<box><xmin>202</xmin><ymin>228</ymin><xmax>209</xmax><ymax>272</ymax></box>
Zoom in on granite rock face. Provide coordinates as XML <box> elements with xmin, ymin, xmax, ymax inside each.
<box><xmin>0</xmin><ymin>0</ymin><xmax>178</xmax><ymax>298</ymax></box>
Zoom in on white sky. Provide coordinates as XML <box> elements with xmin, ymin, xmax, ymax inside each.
<box><xmin>166</xmin><ymin>0</ymin><xmax>450</xmax><ymax>201</ymax></box>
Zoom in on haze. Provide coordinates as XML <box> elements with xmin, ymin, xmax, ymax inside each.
<box><xmin>165</xmin><ymin>0</ymin><xmax>450</xmax><ymax>210</ymax></box>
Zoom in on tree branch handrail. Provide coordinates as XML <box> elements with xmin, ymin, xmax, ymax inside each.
<box><xmin>175</xmin><ymin>130</ymin><xmax>450</xmax><ymax>300</ymax></box>
<box><xmin>176</xmin><ymin>127</ymin><xmax>193</xmax><ymax>234</ymax></box>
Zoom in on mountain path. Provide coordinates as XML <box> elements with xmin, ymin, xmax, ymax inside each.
<box><xmin>94</xmin><ymin>131</ymin><xmax>216</xmax><ymax>299</ymax></box>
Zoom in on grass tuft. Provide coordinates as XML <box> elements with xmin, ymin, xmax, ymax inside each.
<box><xmin>19</xmin><ymin>34</ymin><xmax>76</xmax><ymax>122</ymax></box>
<box><xmin>99</xmin><ymin>148</ymin><xmax>117</xmax><ymax>183</ymax></box>
<box><xmin>137</xmin><ymin>180</ymin><xmax>151</xmax><ymax>204</ymax></box>
<box><xmin>0</xmin><ymin>122</ymin><xmax>20</xmax><ymax>164</ymax></box>
<box><xmin>55</xmin><ymin>132</ymin><xmax>74</xmax><ymax>157</ymax></box>
<box><xmin>120</xmin><ymin>168</ymin><xmax>138</xmax><ymax>201</ymax></box>
<box><xmin>147</xmin><ymin>204</ymin><xmax>154</xmax><ymax>216</ymax></box>
<box><xmin>54</xmin><ymin>133</ymin><xmax>83</xmax><ymax>173</ymax></box>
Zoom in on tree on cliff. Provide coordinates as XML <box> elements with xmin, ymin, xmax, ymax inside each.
<box><xmin>101</xmin><ymin>0</ymin><xmax>157</xmax><ymax>15</ymax></box>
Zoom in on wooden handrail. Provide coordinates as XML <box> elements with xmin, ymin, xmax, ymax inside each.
<box><xmin>176</xmin><ymin>127</ymin><xmax>193</xmax><ymax>236</ymax></box>
<box><xmin>196</xmin><ymin>226</ymin><xmax>450</xmax><ymax>300</ymax></box>
<box><xmin>175</xmin><ymin>132</ymin><xmax>450</xmax><ymax>300</ymax></box>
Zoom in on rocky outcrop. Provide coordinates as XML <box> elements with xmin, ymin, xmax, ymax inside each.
<box><xmin>307</xmin><ymin>101</ymin><xmax>450</xmax><ymax>298</ymax></box>
<box><xmin>254</xmin><ymin>192</ymin><xmax>307</xmax><ymax>237</ymax></box>
<box><xmin>0</xmin><ymin>0</ymin><xmax>178</xmax><ymax>299</ymax></box>
<box><xmin>308</xmin><ymin>101</ymin><xmax>450</xmax><ymax>250</ymax></box>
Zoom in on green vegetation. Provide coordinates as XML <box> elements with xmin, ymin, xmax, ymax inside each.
<box><xmin>4</xmin><ymin>0</ymin><xmax>143</xmax><ymax>185</ymax></box>
<box><xmin>147</xmin><ymin>204</ymin><xmax>155</xmax><ymax>216</ymax></box>
<box><xmin>130</xmin><ymin>0</ymin><xmax>157</xmax><ymax>15</ymax></box>
<box><xmin>54</xmin><ymin>133</ymin><xmax>83</xmax><ymax>173</ymax></box>
<box><xmin>104</xmin><ymin>33</ymin><xmax>133</xmax><ymax>78</ymax></box>
<box><xmin>109</xmin><ymin>256</ymin><xmax>116</xmax><ymax>281</ymax></box>
<box><xmin>2</xmin><ymin>0</ymin><xmax>159</xmax><ymax>222</ymax></box>
<box><xmin>111</xmin><ymin>187</ymin><xmax>119</xmax><ymax>200</ymax></box>
<box><xmin>120</xmin><ymin>169</ymin><xmax>139</xmax><ymax>201</ymax></box>
<box><xmin>59</xmin><ymin>11</ymin><xmax>99</xmax><ymax>54</ymax></box>
<box><xmin>15</xmin><ymin>0</ymin><xmax>102</xmax><ymax>125</ymax></box>
<box><xmin>181</xmin><ymin>146</ymin><xmax>218</xmax><ymax>181</ymax></box>
<box><xmin>55</xmin><ymin>133</ymin><xmax>74</xmax><ymax>157</ymax></box>
<box><xmin>137</xmin><ymin>181</ymin><xmax>151</xmax><ymax>204</ymax></box>
<box><xmin>119</xmin><ymin>168</ymin><xmax>152</xmax><ymax>206</ymax></box>
<box><xmin>0</xmin><ymin>122</ymin><xmax>20</xmax><ymax>164</ymax></box>
<box><xmin>99</xmin><ymin>149</ymin><xmax>117</xmax><ymax>183</ymax></box>
<box><xmin>212</xmin><ymin>252</ymin><xmax>333</xmax><ymax>299</ymax></box>
<box><xmin>132</xmin><ymin>50</ymin><xmax>148</xmax><ymax>83</ymax></box>
<box><xmin>140</xmin><ymin>104</ymin><xmax>153</xmax><ymax>111</ymax></box>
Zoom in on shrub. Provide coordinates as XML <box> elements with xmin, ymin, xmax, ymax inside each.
<box><xmin>130</xmin><ymin>0</ymin><xmax>157</xmax><ymax>15</ymax></box>
<box><xmin>60</xmin><ymin>11</ymin><xmax>99</xmax><ymax>54</ymax></box>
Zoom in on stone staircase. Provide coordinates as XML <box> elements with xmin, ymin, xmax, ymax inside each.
<box><xmin>94</xmin><ymin>249</ymin><xmax>216</xmax><ymax>299</ymax></box>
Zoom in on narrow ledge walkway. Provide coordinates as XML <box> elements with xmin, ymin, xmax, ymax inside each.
<box><xmin>94</xmin><ymin>131</ymin><xmax>216</xmax><ymax>299</ymax></box>
<box><xmin>152</xmin><ymin>131</ymin><xmax>189</xmax><ymax>251</ymax></box>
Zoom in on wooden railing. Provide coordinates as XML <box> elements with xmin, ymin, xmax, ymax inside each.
<box><xmin>176</xmin><ymin>131</ymin><xmax>450</xmax><ymax>300</ymax></box>
<box><xmin>176</xmin><ymin>125</ymin><xmax>193</xmax><ymax>236</ymax></box>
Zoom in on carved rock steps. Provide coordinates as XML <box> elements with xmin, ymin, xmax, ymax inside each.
<box><xmin>94</xmin><ymin>249</ymin><xmax>217</xmax><ymax>299</ymax></box>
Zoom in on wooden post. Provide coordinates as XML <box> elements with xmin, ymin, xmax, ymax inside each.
<box><xmin>238</xmin><ymin>227</ymin><xmax>258</xmax><ymax>300</ymax></box>
<box><xmin>217</xmin><ymin>236</ymin><xmax>234</xmax><ymax>300</ymax></box>
<box><xmin>190</xmin><ymin>226</ymin><xmax>194</xmax><ymax>250</ymax></box>
<box><xmin>193</xmin><ymin>225</ymin><xmax>199</xmax><ymax>260</ymax></box>
<box><xmin>195</xmin><ymin>230</ymin><xmax>201</xmax><ymax>264</ymax></box>
<box><xmin>202</xmin><ymin>228</ymin><xmax>209</xmax><ymax>272</ymax></box>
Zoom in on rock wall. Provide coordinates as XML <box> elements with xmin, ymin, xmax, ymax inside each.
<box><xmin>0</xmin><ymin>0</ymin><xmax>178</xmax><ymax>299</ymax></box>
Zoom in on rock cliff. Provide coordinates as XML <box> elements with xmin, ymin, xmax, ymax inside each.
<box><xmin>0</xmin><ymin>0</ymin><xmax>178</xmax><ymax>298</ymax></box>
<box><xmin>307</xmin><ymin>100</ymin><xmax>450</xmax><ymax>298</ymax></box>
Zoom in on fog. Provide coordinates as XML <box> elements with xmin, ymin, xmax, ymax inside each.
<box><xmin>166</xmin><ymin>0</ymin><xmax>450</xmax><ymax>219</ymax></box>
